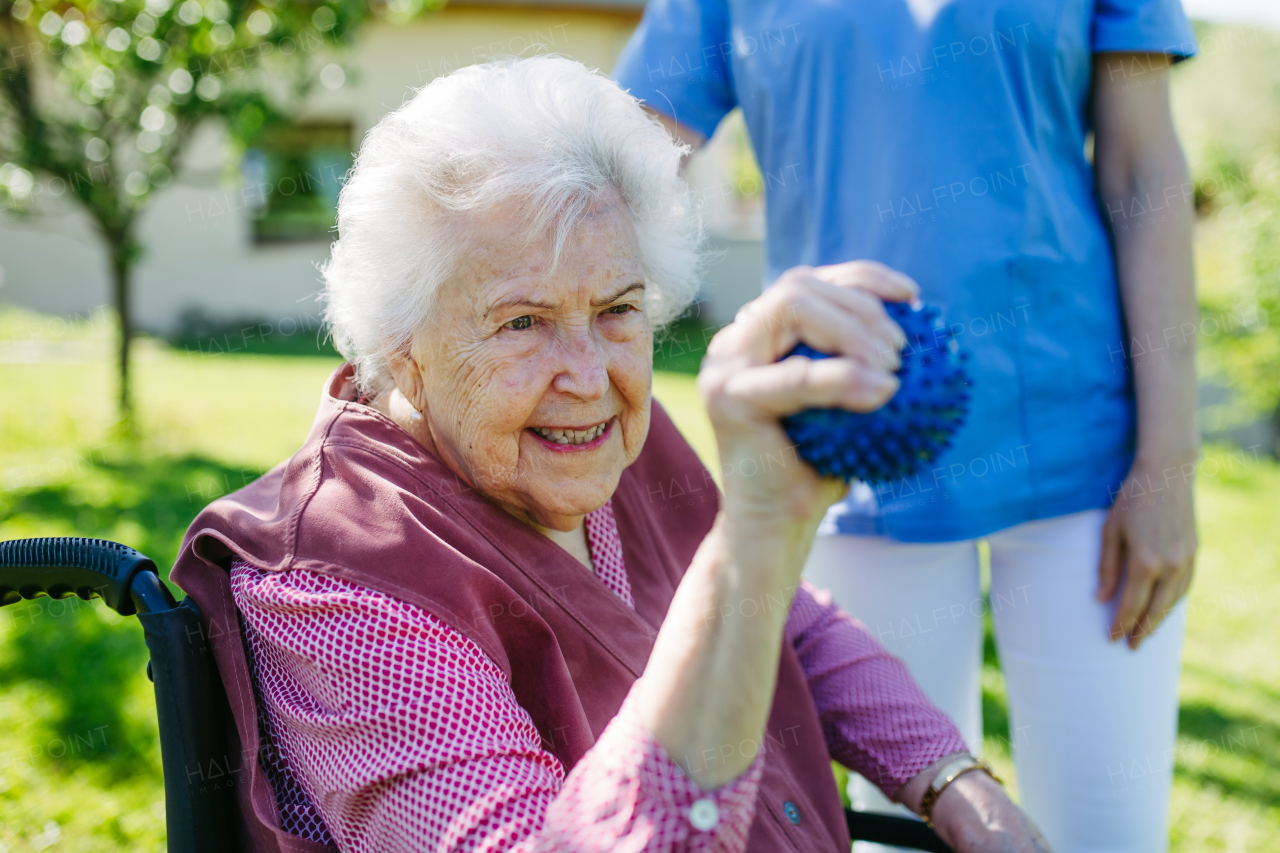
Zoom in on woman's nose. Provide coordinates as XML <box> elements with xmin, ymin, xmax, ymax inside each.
<box><xmin>551</xmin><ymin>326</ymin><xmax>609</xmax><ymax>401</ymax></box>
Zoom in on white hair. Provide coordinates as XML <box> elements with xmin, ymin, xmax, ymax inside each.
<box><xmin>322</xmin><ymin>55</ymin><xmax>704</xmax><ymax>396</ymax></box>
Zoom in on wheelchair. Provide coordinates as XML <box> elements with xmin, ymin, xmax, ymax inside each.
<box><xmin>0</xmin><ymin>536</ymin><xmax>953</xmax><ymax>853</ymax></box>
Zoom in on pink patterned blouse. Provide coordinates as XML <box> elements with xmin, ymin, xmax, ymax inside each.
<box><xmin>229</xmin><ymin>500</ymin><xmax>966</xmax><ymax>852</ymax></box>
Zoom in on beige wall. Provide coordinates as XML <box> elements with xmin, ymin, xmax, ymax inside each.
<box><xmin>298</xmin><ymin>7</ymin><xmax>643</xmax><ymax>132</ymax></box>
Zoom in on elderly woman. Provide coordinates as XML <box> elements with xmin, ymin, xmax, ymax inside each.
<box><xmin>173</xmin><ymin>57</ymin><xmax>1050</xmax><ymax>853</ymax></box>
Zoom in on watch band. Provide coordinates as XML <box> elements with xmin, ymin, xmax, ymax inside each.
<box><xmin>919</xmin><ymin>755</ymin><xmax>1001</xmax><ymax>828</ymax></box>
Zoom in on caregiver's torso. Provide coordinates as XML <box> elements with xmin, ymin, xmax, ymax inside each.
<box><xmin>751</xmin><ymin>0</ymin><xmax>1138</xmax><ymax>541</ymax></box>
<box><xmin>624</xmin><ymin>0</ymin><xmax>1195</xmax><ymax>539</ymax></box>
<box><xmin>727</xmin><ymin>0</ymin><xmax>1116</xmax><ymax>281</ymax></box>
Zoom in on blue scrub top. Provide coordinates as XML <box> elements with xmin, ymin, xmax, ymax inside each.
<box><xmin>615</xmin><ymin>0</ymin><xmax>1196</xmax><ymax>543</ymax></box>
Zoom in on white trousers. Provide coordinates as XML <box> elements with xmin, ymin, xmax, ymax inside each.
<box><xmin>803</xmin><ymin>509</ymin><xmax>1186</xmax><ymax>853</ymax></box>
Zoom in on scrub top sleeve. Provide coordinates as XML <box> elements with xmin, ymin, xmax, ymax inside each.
<box><xmin>1091</xmin><ymin>0</ymin><xmax>1198</xmax><ymax>59</ymax></box>
<box><xmin>613</xmin><ymin>0</ymin><xmax>737</xmax><ymax>140</ymax></box>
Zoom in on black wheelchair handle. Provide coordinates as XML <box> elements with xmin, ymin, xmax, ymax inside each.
<box><xmin>845</xmin><ymin>808</ymin><xmax>954</xmax><ymax>852</ymax></box>
<box><xmin>0</xmin><ymin>537</ymin><xmax>177</xmax><ymax>616</ymax></box>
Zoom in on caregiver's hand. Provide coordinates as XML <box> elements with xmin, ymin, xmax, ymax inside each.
<box><xmin>1098</xmin><ymin>454</ymin><xmax>1197</xmax><ymax>649</ymax></box>
<box><xmin>699</xmin><ymin>260</ymin><xmax>918</xmax><ymax>526</ymax></box>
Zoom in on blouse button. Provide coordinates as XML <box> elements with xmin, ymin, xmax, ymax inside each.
<box><xmin>688</xmin><ymin>797</ymin><xmax>720</xmax><ymax>831</ymax></box>
<box><xmin>783</xmin><ymin>800</ymin><xmax>801</xmax><ymax>825</ymax></box>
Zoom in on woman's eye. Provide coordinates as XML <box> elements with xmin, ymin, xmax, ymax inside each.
<box><xmin>606</xmin><ymin>304</ymin><xmax>634</xmax><ymax>315</ymax></box>
<box><xmin>505</xmin><ymin>315</ymin><xmax>534</xmax><ymax>330</ymax></box>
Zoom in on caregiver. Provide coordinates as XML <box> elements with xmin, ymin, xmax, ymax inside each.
<box><xmin>614</xmin><ymin>1</ymin><xmax>1200</xmax><ymax>851</ymax></box>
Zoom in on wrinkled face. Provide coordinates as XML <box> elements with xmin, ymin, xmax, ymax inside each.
<box><xmin>396</xmin><ymin>193</ymin><xmax>653</xmax><ymax>531</ymax></box>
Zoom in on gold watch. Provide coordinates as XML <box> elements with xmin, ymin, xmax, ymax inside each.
<box><xmin>919</xmin><ymin>754</ymin><xmax>1001</xmax><ymax>828</ymax></box>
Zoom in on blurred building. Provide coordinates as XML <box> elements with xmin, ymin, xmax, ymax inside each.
<box><xmin>0</xmin><ymin>0</ymin><xmax>767</xmax><ymax>336</ymax></box>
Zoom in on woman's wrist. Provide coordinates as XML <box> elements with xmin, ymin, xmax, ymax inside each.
<box><xmin>708</xmin><ymin>511</ymin><xmax>810</xmax><ymax>596</ymax></box>
<box><xmin>910</xmin><ymin>760</ymin><xmax>1055</xmax><ymax>852</ymax></box>
<box><xmin>894</xmin><ymin>751</ymin><xmax>971</xmax><ymax>814</ymax></box>
<box><xmin>717</xmin><ymin>438</ymin><xmax>846</xmax><ymax>530</ymax></box>
<box><xmin>929</xmin><ymin>769</ymin><xmax>1006</xmax><ymax>831</ymax></box>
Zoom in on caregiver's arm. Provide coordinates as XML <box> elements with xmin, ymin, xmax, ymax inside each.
<box><xmin>642</xmin><ymin>108</ymin><xmax>705</xmax><ymax>174</ymax></box>
<box><xmin>1092</xmin><ymin>52</ymin><xmax>1199</xmax><ymax>650</ymax></box>
<box><xmin>637</xmin><ymin>261</ymin><xmax>914</xmax><ymax>788</ymax></box>
<box><xmin>647</xmin><ymin>108</ymin><xmax>706</xmax><ymax>151</ymax></box>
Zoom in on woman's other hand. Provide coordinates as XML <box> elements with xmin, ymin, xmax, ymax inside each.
<box><xmin>896</xmin><ymin>756</ymin><xmax>1054</xmax><ymax>853</ymax></box>
<box><xmin>930</xmin><ymin>772</ymin><xmax>1054</xmax><ymax>853</ymax></box>
<box><xmin>698</xmin><ymin>260</ymin><xmax>919</xmax><ymax>529</ymax></box>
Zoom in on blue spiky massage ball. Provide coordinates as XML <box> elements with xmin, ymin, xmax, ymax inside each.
<box><xmin>780</xmin><ymin>301</ymin><xmax>971</xmax><ymax>484</ymax></box>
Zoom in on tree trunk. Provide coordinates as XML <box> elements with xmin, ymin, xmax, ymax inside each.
<box><xmin>1272</xmin><ymin>399</ymin><xmax>1280</xmax><ymax>459</ymax></box>
<box><xmin>111</xmin><ymin>244</ymin><xmax>133</xmax><ymax>423</ymax></box>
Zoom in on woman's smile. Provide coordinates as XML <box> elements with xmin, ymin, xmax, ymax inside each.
<box><xmin>526</xmin><ymin>418</ymin><xmax>614</xmax><ymax>451</ymax></box>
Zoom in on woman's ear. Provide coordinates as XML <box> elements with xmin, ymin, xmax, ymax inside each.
<box><xmin>387</xmin><ymin>351</ymin><xmax>427</xmax><ymax>413</ymax></box>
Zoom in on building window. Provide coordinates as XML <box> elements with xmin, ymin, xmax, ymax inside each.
<box><xmin>242</xmin><ymin>122</ymin><xmax>353</xmax><ymax>243</ymax></box>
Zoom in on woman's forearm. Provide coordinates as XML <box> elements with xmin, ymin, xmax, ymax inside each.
<box><xmin>636</xmin><ymin>511</ymin><xmax>817</xmax><ymax>789</ymax></box>
<box><xmin>652</xmin><ymin>259</ymin><xmax>915</xmax><ymax>789</ymax></box>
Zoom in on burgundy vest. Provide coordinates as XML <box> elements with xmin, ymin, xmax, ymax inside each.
<box><xmin>171</xmin><ymin>364</ymin><xmax>850</xmax><ymax>853</ymax></box>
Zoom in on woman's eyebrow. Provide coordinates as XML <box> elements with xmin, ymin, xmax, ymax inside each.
<box><xmin>484</xmin><ymin>296</ymin><xmax>559</xmax><ymax>318</ymax></box>
<box><xmin>591</xmin><ymin>282</ymin><xmax>645</xmax><ymax>306</ymax></box>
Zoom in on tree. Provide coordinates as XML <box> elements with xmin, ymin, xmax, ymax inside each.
<box><xmin>1197</xmin><ymin>151</ymin><xmax>1280</xmax><ymax>455</ymax></box>
<box><xmin>0</xmin><ymin>0</ymin><xmax>374</xmax><ymax>421</ymax></box>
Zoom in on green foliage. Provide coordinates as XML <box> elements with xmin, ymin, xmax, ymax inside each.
<box><xmin>652</xmin><ymin>310</ymin><xmax>713</xmax><ymax>375</ymax></box>
<box><xmin>721</xmin><ymin>109</ymin><xmax>762</xmax><ymax>199</ymax></box>
<box><xmin>1171</xmin><ymin>23</ymin><xmax>1280</xmax><ymax>436</ymax></box>
<box><xmin>0</xmin><ymin>312</ymin><xmax>341</xmax><ymax>849</ymax></box>
<box><xmin>0</xmin><ymin>0</ymin><xmax>380</xmax><ymax>417</ymax></box>
<box><xmin>0</xmin><ymin>0</ymin><xmax>372</xmax><ymax>223</ymax></box>
<box><xmin>1196</xmin><ymin>155</ymin><xmax>1280</xmax><ymax>430</ymax></box>
<box><xmin>1167</xmin><ymin>445</ymin><xmax>1280</xmax><ymax>849</ymax></box>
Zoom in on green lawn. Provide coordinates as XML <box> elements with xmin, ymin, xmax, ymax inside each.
<box><xmin>0</xmin><ymin>326</ymin><xmax>1276</xmax><ymax>850</ymax></box>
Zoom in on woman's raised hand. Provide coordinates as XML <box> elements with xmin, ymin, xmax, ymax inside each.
<box><xmin>641</xmin><ymin>261</ymin><xmax>919</xmax><ymax>789</ymax></box>
<box><xmin>698</xmin><ymin>260</ymin><xmax>919</xmax><ymax>527</ymax></box>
